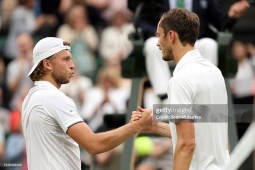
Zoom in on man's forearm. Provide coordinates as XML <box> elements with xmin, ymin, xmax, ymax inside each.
<box><xmin>67</xmin><ymin>122</ymin><xmax>137</xmax><ymax>155</ymax></box>
<box><xmin>92</xmin><ymin>123</ymin><xmax>137</xmax><ymax>154</ymax></box>
<box><xmin>152</xmin><ymin>122</ymin><xmax>171</xmax><ymax>138</ymax></box>
<box><xmin>173</xmin><ymin>141</ymin><xmax>195</xmax><ymax>170</ymax></box>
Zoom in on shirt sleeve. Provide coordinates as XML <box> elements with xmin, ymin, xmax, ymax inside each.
<box><xmin>45</xmin><ymin>92</ymin><xmax>84</xmax><ymax>133</ymax></box>
<box><xmin>168</xmin><ymin>77</ymin><xmax>193</xmax><ymax>105</ymax></box>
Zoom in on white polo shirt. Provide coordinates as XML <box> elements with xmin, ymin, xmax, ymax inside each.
<box><xmin>22</xmin><ymin>81</ymin><xmax>84</xmax><ymax>170</ymax></box>
<box><xmin>168</xmin><ymin>49</ymin><xmax>229</xmax><ymax>170</ymax></box>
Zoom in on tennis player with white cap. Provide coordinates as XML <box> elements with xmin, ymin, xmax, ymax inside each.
<box><xmin>22</xmin><ymin>37</ymin><xmax>153</xmax><ymax>170</ymax></box>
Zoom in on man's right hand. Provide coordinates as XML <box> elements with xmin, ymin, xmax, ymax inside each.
<box><xmin>130</xmin><ymin>107</ymin><xmax>154</xmax><ymax>133</ymax></box>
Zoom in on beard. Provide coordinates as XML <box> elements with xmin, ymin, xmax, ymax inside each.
<box><xmin>162</xmin><ymin>46</ymin><xmax>174</xmax><ymax>61</ymax></box>
<box><xmin>51</xmin><ymin>70</ymin><xmax>70</xmax><ymax>85</ymax></box>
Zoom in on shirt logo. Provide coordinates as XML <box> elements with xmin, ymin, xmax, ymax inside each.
<box><xmin>69</xmin><ymin>109</ymin><xmax>77</xmax><ymax>113</ymax></box>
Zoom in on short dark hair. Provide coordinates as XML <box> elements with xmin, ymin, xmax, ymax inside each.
<box><xmin>159</xmin><ymin>8</ymin><xmax>200</xmax><ymax>46</ymax></box>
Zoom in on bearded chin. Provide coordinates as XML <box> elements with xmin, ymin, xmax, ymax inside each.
<box><xmin>163</xmin><ymin>47</ymin><xmax>174</xmax><ymax>61</ymax></box>
<box><xmin>51</xmin><ymin>71</ymin><xmax>70</xmax><ymax>85</ymax></box>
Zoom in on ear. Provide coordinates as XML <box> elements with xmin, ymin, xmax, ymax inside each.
<box><xmin>42</xmin><ymin>59</ymin><xmax>52</xmax><ymax>71</ymax></box>
<box><xmin>168</xmin><ymin>30</ymin><xmax>175</xmax><ymax>44</ymax></box>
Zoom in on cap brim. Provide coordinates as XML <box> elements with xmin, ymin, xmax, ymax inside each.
<box><xmin>27</xmin><ymin>62</ymin><xmax>39</xmax><ymax>77</ymax></box>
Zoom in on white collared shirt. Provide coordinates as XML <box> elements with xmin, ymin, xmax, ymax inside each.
<box><xmin>168</xmin><ymin>49</ymin><xmax>230</xmax><ymax>170</ymax></box>
<box><xmin>22</xmin><ymin>81</ymin><xmax>84</xmax><ymax>170</ymax></box>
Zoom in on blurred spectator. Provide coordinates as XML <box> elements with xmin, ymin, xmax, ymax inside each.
<box><xmin>60</xmin><ymin>68</ymin><xmax>93</xmax><ymax>114</ymax></box>
<box><xmin>132</xmin><ymin>0</ymin><xmax>249</xmax><ymax>103</ymax></box>
<box><xmin>0</xmin><ymin>125</ymin><xmax>5</xmax><ymax>163</ymax></box>
<box><xmin>5</xmin><ymin>87</ymin><xmax>29</xmax><ymax>170</ymax></box>
<box><xmin>0</xmin><ymin>87</ymin><xmax>10</xmax><ymax>133</ymax></box>
<box><xmin>6</xmin><ymin>33</ymin><xmax>33</xmax><ymax>110</ymax></box>
<box><xmin>80</xmin><ymin>64</ymin><xmax>130</xmax><ymax>169</ymax></box>
<box><xmin>54</xmin><ymin>0</ymin><xmax>107</xmax><ymax>35</ymax></box>
<box><xmin>229</xmin><ymin>40</ymin><xmax>255</xmax><ymax>104</ymax></box>
<box><xmin>91</xmin><ymin>127</ymin><xmax>123</xmax><ymax>170</ymax></box>
<box><xmin>4</xmin><ymin>0</ymin><xmax>56</xmax><ymax>62</ymax></box>
<box><xmin>80</xmin><ymin>66</ymin><xmax>130</xmax><ymax>132</ymax></box>
<box><xmin>134</xmin><ymin>137</ymin><xmax>173</xmax><ymax>170</ymax></box>
<box><xmin>229</xmin><ymin>40</ymin><xmax>255</xmax><ymax>170</ymax></box>
<box><xmin>0</xmin><ymin>87</ymin><xmax>10</xmax><ymax>168</ymax></box>
<box><xmin>57</xmin><ymin>5</ymin><xmax>99</xmax><ymax>79</ymax></box>
<box><xmin>92</xmin><ymin>144</ymin><xmax>122</xmax><ymax>170</ymax></box>
<box><xmin>86</xmin><ymin>0</ymin><xmax>131</xmax><ymax>23</ymax></box>
<box><xmin>0</xmin><ymin>0</ymin><xmax>18</xmax><ymax>30</ymax></box>
<box><xmin>99</xmin><ymin>9</ymin><xmax>134</xmax><ymax>60</ymax></box>
<box><xmin>248</xmin><ymin>42</ymin><xmax>255</xmax><ymax>68</ymax></box>
<box><xmin>105</xmin><ymin>55</ymin><xmax>131</xmax><ymax>88</ymax></box>
<box><xmin>38</xmin><ymin>0</ymin><xmax>66</xmax><ymax>36</ymax></box>
<box><xmin>0</xmin><ymin>56</ymin><xmax>10</xmax><ymax>109</ymax></box>
<box><xmin>0</xmin><ymin>57</ymin><xmax>5</xmax><ymax>83</ymax></box>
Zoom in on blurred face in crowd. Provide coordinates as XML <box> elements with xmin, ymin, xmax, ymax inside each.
<box><xmin>231</xmin><ymin>41</ymin><xmax>248</xmax><ymax>62</ymax></box>
<box><xmin>67</xmin><ymin>5</ymin><xmax>88</xmax><ymax>29</ymax></box>
<box><xmin>17</xmin><ymin>33</ymin><xmax>34</xmax><ymax>57</ymax></box>
<box><xmin>97</xmin><ymin>67</ymin><xmax>120</xmax><ymax>90</ymax></box>
<box><xmin>111</xmin><ymin>11</ymin><xmax>128</xmax><ymax>28</ymax></box>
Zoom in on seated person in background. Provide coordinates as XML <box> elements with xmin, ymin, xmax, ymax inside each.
<box><xmin>134</xmin><ymin>0</ymin><xmax>249</xmax><ymax>102</ymax></box>
<box><xmin>5</xmin><ymin>87</ymin><xmax>29</xmax><ymax>170</ymax></box>
<box><xmin>6</xmin><ymin>33</ymin><xmax>34</xmax><ymax>110</ymax></box>
<box><xmin>247</xmin><ymin>42</ymin><xmax>255</xmax><ymax>94</ymax></box>
<box><xmin>4</xmin><ymin>0</ymin><xmax>56</xmax><ymax>62</ymax></box>
<box><xmin>229</xmin><ymin>40</ymin><xmax>255</xmax><ymax>104</ymax></box>
<box><xmin>57</xmin><ymin>5</ymin><xmax>99</xmax><ymax>79</ymax></box>
<box><xmin>0</xmin><ymin>56</ymin><xmax>10</xmax><ymax>109</ymax></box>
<box><xmin>80</xmin><ymin>66</ymin><xmax>130</xmax><ymax>132</ymax></box>
<box><xmin>99</xmin><ymin>9</ymin><xmax>134</xmax><ymax>60</ymax></box>
<box><xmin>229</xmin><ymin>40</ymin><xmax>255</xmax><ymax>169</ymax></box>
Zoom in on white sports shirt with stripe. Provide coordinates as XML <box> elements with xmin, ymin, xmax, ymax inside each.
<box><xmin>22</xmin><ymin>81</ymin><xmax>84</xmax><ymax>170</ymax></box>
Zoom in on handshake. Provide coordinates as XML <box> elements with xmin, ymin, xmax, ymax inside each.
<box><xmin>129</xmin><ymin>106</ymin><xmax>155</xmax><ymax>133</ymax></box>
<box><xmin>130</xmin><ymin>106</ymin><xmax>171</xmax><ymax>137</ymax></box>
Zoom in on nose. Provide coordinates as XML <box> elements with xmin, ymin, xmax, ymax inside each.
<box><xmin>70</xmin><ymin>59</ymin><xmax>75</xmax><ymax>70</ymax></box>
<box><xmin>157</xmin><ymin>40</ymin><xmax>160</xmax><ymax>47</ymax></box>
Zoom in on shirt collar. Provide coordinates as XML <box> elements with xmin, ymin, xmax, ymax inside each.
<box><xmin>34</xmin><ymin>81</ymin><xmax>58</xmax><ymax>90</ymax></box>
<box><xmin>173</xmin><ymin>49</ymin><xmax>201</xmax><ymax>76</ymax></box>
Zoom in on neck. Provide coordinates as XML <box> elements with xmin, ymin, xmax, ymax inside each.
<box><xmin>174</xmin><ymin>44</ymin><xmax>194</xmax><ymax>64</ymax></box>
<box><xmin>40</xmin><ymin>76</ymin><xmax>61</xmax><ymax>89</ymax></box>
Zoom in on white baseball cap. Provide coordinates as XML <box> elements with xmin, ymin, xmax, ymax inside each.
<box><xmin>27</xmin><ymin>37</ymin><xmax>71</xmax><ymax>77</ymax></box>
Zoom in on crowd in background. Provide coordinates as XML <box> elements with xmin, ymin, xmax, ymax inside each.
<box><xmin>0</xmin><ymin>0</ymin><xmax>254</xmax><ymax>170</ymax></box>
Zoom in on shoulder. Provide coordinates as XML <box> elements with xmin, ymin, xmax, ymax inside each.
<box><xmin>169</xmin><ymin>75</ymin><xmax>193</xmax><ymax>94</ymax></box>
<box><xmin>46</xmin><ymin>89</ymin><xmax>74</xmax><ymax>105</ymax></box>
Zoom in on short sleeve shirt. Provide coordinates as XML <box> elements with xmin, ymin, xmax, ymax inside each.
<box><xmin>22</xmin><ymin>81</ymin><xmax>84</xmax><ymax>170</ymax></box>
<box><xmin>168</xmin><ymin>49</ymin><xmax>229</xmax><ymax>170</ymax></box>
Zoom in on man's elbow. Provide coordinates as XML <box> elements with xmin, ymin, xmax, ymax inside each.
<box><xmin>180</xmin><ymin>139</ymin><xmax>196</xmax><ymax>156</ymax></box>
<box><xmin>85</xmin><ymin>143</ymin><xmax>102</xmax><ymax>155</ymax></box>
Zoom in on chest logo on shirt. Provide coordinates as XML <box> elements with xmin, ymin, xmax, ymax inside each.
<box><xmin>69</xmin><ymin>109</ymin><xmax>77</xmax><ymax>113</ymax></box>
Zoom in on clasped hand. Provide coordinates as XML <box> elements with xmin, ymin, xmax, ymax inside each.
<box><xmin>129</xmin><ymin>106</ymin><xmax>154</xmax><ymax>133</ymax></box>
